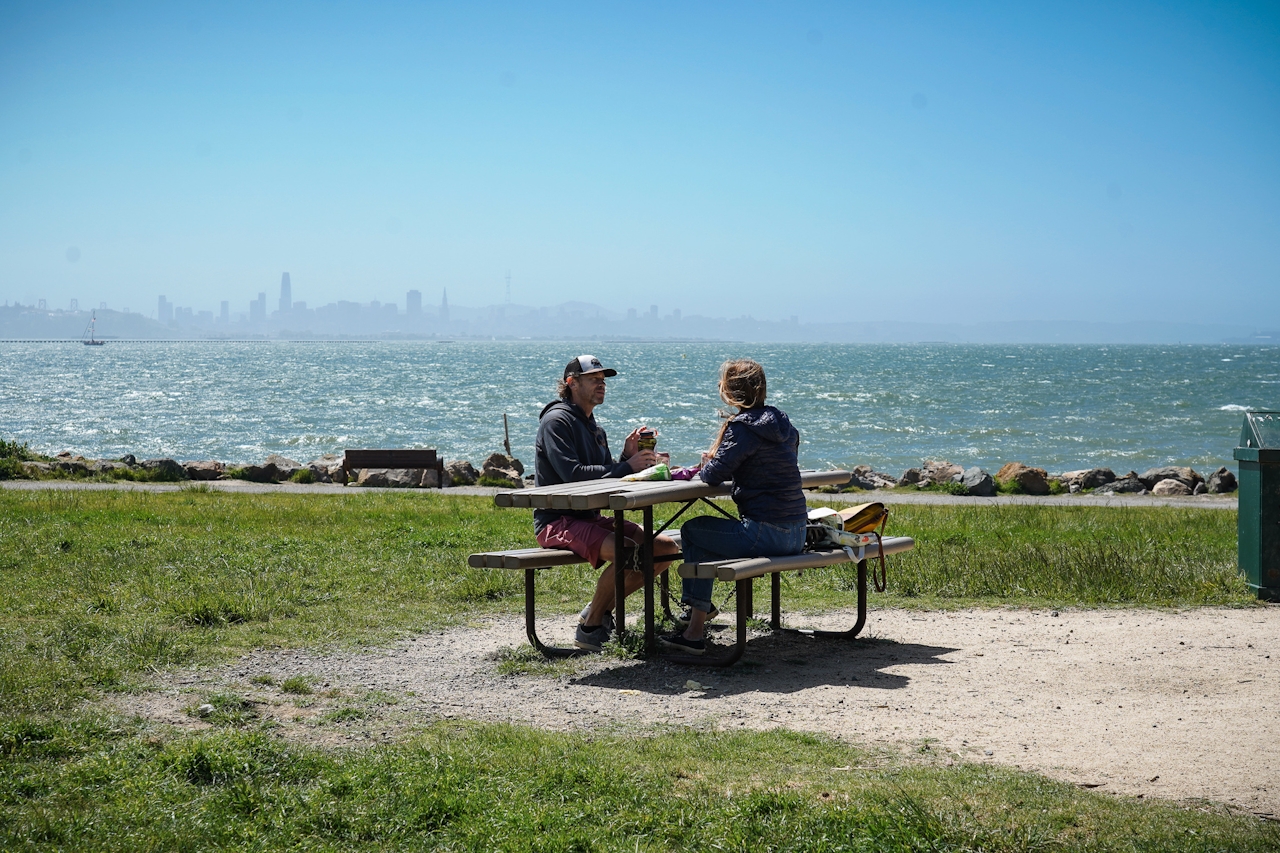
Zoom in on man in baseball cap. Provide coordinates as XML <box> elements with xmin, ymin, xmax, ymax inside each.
<box><xmin>533</xmin><ymin>355</ymin><xmax>679</xmax><ymax>651</ymax></box>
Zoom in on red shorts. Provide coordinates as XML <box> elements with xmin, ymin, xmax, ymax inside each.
<box><xmin>536</xmin><ymin>515</ymin><xmax>645</xmax><ymax>569</ymax></box>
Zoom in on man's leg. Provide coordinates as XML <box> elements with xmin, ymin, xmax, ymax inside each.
<box><xmin>582</xmin><ymin>531</ymin><xmax>677</xmax><ymax>627</ymax></box>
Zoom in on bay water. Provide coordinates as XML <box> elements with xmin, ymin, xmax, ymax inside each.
<box><xmin>2</xmin><ymin>341</ymin><xmax>1275</xmax><ymax>476</ymax></box>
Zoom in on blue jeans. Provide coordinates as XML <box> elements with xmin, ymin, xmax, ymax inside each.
<box><xmin>679</xmin><ymin>515</ymin><xmax>807</xmax><ymax>613</ymax></box>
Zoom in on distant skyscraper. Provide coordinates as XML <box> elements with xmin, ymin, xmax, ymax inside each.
<box><xmin>279</xmin><ymin>273</ymin><xmax>292</xmax><ymax>314</ymax></box>
<box><xmin>406</xmin><ymin>289</ymin><xmax>422</xmax><ymax>317</ymax></box>
<box><xmin>158</xmin><ymin>295</ymin><xmax>173</xmax><ymax>323</ymax></box>
<box><xmin>250</xmin><ymin>292</ymin><xmax>266</xmax><ymax>323</ymax></box>
<box><xmin>649</xmin><ymin>304</ymin><xmax>658</xmax><ymax>319</ymax></box>
<box><xmin>220</xmin><ymin>300</ymin><xmax>229</xmax><ymax>323</ymax></box>
<box><xmin>440</xmin><ymin>289</ymin><xmax>450</xmax><ymax>324</ymax></box>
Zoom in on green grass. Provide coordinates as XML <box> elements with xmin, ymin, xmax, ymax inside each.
<box><xmin>0</xmin><ymin>491</ymin><xmax>1249</xmax><ymax>717</ymax></box>
<box><xmin>0</xmin><ymin>488</ymin><xmax>1265</xmax><ymax>850</ymax></box>
<box><xmin>1</xmin><ymin>717</ymin><xmax>1275</xmax><ymax>852</ymax></box>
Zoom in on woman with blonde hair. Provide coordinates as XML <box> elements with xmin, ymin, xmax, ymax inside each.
<box><xmin>663</xmin><ymin>358</ymin><xmax>807</xmax><ymax>654</ymax></box>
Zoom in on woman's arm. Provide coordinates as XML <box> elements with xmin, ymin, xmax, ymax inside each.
<box><xmin>698</xmin><ymin>421</ymin><xmax>762</xmax><ymax>486</ymax></box>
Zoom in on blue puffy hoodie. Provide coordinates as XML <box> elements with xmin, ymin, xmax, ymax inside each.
<box><xmin>698</xmin><ymin>406</ymin><xmax>806</xmax><ymax>524</ymax></box>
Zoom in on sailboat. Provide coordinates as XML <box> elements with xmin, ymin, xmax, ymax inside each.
<box><xmin>82</xmin><ymin>311</ymin><xmax>105</xmax><ymax>346</ymax></box>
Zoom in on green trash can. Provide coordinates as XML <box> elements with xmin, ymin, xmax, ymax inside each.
<box><xmin>1234</xmin><ymin>411</ymin><xmax>1280</xmax><ymax>601</ymax></box>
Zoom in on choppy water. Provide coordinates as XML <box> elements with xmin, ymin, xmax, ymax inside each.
<box><xmin>2</xmin><ymin>341</ymin><xmax>1275</xmax><ymax>475</ymax></box>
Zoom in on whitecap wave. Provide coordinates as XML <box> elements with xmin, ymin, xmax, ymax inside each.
<box><xmin>1219</xmin><ymin>404</ymin><xmax>1249</xmax><ymax>411</ymax></box>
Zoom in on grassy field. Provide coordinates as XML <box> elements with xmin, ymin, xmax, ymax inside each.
<box><xmin>1</xmin><ymin>488</ymin><xmax>1272</xmax><ymax>851</ymax></box>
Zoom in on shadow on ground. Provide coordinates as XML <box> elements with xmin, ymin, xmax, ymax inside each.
<box><xmin>572</xmin><ymin>630</ymin><xmax>960</xmax><ymax>697</ymax></box>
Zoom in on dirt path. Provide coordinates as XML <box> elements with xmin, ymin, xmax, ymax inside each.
<box><xmin>116</xmin><ymin>606</ymin><xmax>1278</xmax><ymax>817</ymax></box>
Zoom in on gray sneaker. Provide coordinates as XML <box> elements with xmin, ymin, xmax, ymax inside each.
<box><xmin>578</xmin><ymin>605</ymin><xmax>615</xmax><ymax>636</ymax></box>
<box><xmin>574</xmin><ymin>621</ymin><xmax>611</xmax><ymax>652</ymax></box>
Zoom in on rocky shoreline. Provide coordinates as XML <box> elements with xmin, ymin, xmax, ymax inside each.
<box><xmin>0</xmin><ymin>441</ymin><xmax>1239</xmax><ymax>498</ymax></box>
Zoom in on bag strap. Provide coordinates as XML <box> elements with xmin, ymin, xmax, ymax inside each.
<box><xmin>870</xmin><ymin>509</ymin><xmax>889</xmax><ymax>592</ymax></box>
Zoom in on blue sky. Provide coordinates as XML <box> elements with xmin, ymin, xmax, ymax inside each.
<box><xmin>1</xmin><ymin>1</ymin><xmax>1277</xmax><ymax>325</ymax></box>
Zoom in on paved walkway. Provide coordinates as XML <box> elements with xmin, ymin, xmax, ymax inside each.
<box><xmin>0</xmin><ymin>478</ymin><xmax>1238</xmax><ymax>509</ymax></box>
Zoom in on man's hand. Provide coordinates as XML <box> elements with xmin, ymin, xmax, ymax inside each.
<box><xmin>621</xmin><ymin>426</ymin><xmax>647</xmax><ymax>459</ymax></box>
<box><xmin>626</xmin><ymin>450</ymin><xmax>659</xmax><ymax>472</ymax></box>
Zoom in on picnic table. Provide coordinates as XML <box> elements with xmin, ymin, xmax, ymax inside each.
<box><xmin>476</xmin><ymin>470</ymin><xmax>912</xmax><ymax>665</ymax></box>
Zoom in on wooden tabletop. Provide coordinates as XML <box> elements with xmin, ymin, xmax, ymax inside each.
<box><xmin>493</xmin><ymin>470</ymin><xmax>852</xmax><ymax>511</ymax></box>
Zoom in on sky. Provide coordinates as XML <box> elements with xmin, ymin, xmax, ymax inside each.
<box><xmin>1</xmin><ymin>1</ymin><xmax>1277</xmax><ymax>326</ymax></box>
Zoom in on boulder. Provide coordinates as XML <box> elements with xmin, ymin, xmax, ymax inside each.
<box><xmin>1193</xmin><ymin>482</ymin><xmax>1207</xmax><ymax>495</ymax></box>
<box><xmin>849</xmin><ymin>465</ymin><xmax>897</xmax><ymax>490</ymax></box>
<box><xmin>262</xmin><ymin>454</ymin><xmax>302</xmax><ymax>482</ymax></box>
<box><xmin>89</xmin><ymin>460</ymin><xmax>127</xmax><ymax>475</ymax></box>
<box><xmin>54</xmin><ymin>459</ymin><xmax>91</xmax><ymax>476</ymax></box>
<box><xmin>1138</xmin><ymin>466</ymin><xmax>1202</xmax><ymax>490</ymax></box>
<box><xmin>1059</xmin><ymin>468</ymin><xmax>1116</xmax><ymax>491</ymax></box>
<box><xmin>355</xmin><ymin>468</ymin><xmax>391</xmax><ymax>487</ymax></box>
<box><xmin>420</xmin><ymin>469</ymin><xmax>441</xmax><ymax>488</ymax></box>
<box><xmin>1206</xmin><ymin>466</ymin><xmax>1238</xmax><ymax>494</ymax></box>
<box><xmin>920</xmin><ymin>460</ymin><xmax>963</xmax><ymax>486</ymax></box>
<box><xmin>959</xmin><ymin>466</ymin><xmax>997</xmax><ymax>497</ymax></box>
<box><xmin>484</xmin><ymin>453</ymin><xmax>524</xmax><ymax>477</ymax></box>
<box><xmin>1152</xmin><ymin>478</ymin><xmax>1192</xmax><ymax>497</ymax></box>
<box><xmin>235</xmin><ymin>465</ymin><xmax>274</xmax><ymax>483</ymax></box>
<box><xmin>140</xmin><ymin>458</ymin><xmax>188</xmax><ymax>480</ymax></box>
<box><xmin>898</xmin><ymin>468</ymin><xmax>923</xmax><ymax>487</ymax></box>
<box><xmin>307</xmin><ymin>454</ymin><xmax>345</xmax><ymax>484</ymax></box>
<box><xmin>119</xmin><ymin>454</ymin><xmax>137</xmax><ymax>466</ymax></box>
<box><xmin>995</xmin><ymin>462</ymin><xmax>1050</xmax><ymax>495</ymax></box>
<box><xmin>481</xmin><ymin>454</ymin><xmax>525</xmax><ymax>488</ymax></box>
<box><xmin>1095</xmin><ymin>471</ymin><xmax>1146</xmax><ymax>494</ymax></box>
<box><xmin>184</xmin><ymin>460</ymin><xmax>226</xmax><ymax>481</ymax></box>
<box><xmin>21</xmin><ymin>461</ymin><xmax>51</xmax><ymax>476</ymax></box>
<box><xmin>444</xmin><ymin>459</ymin><xmax>479</xmax><ymax>487</ymax></box>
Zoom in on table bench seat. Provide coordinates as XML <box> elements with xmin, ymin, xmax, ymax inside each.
<box><xmin>469</xmin><ymin>532</ymin><xmax>682</xmax><ymax>570</ymax></box>
<box><xmin>678</xmin><ymin>536</ymin><xmax>915</xmax><ymax>581</ymax></box>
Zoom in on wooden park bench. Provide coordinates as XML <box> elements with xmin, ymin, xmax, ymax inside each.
<box><xmin>343</xmin><ymin>448</ymin><xmax>446</xmax><ymax>488</ymax></box>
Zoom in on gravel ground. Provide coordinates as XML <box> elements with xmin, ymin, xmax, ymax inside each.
<box><xmin>115</xmin><ymin>605</ymin><xmax>1278</xmax><ymax>818</ymax></box>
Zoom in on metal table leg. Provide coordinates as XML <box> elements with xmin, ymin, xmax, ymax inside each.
<box><xmin>525</xmin><ymin>569</ymin><xmax>586</xmax><ymax>658</ymax></box>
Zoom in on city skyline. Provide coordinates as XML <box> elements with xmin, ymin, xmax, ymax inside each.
<box><xmin>2</xmin><ymin>3</ymin><xmax>1277</xmax><ymax>328</ymax></box>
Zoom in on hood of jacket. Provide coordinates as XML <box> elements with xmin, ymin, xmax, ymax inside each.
<box><xmin>731</xmin><ymin>406</ymin><xmax>798</xmax><ymax>445</ymax></box>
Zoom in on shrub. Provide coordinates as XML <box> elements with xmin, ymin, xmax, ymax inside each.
<box><xmin>289</xmin><ymin>468</ymin><xmax>316</xmax><ymax>484</ymax></box>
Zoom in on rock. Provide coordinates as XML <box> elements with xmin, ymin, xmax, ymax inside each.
<box><xmin>54</xmin><ymin>459</ymin><xmax>91</xmax><ymax>475</ymax></box>
<box><xmin>184</xmin><ymin>460</ymin><xmax>226</xmax><ymax>481</ymax></box>
<box><xmin>21</xmin><ymin>461</ymin><xmax>51</xmax><ymax>476</ymax></box>
<box><xmin>119</xmin><ymin>454</ymin><xmax>137</xmax><ymax>466</ymax></box>
<box><xmin>1138</xmin><ymin>466</ymin><xmax>1202</xmax><ymax>490</ymax></box>
<box><xmin>420</xmin><ymin>469</ymin><xmax>440</xmax><ymax>488</ymax></box>
<box><xmin>898</xmin><ymin>468</ymin><xmax>923</xmax><ymax>487</ymax></box>
<box><xmin>383</xmin><ymin>468</ymin><xmax>422</xmax><ymax>488</ymax></box>
<box><xmin>1095</xmin><ymin>471</ymin><xmax>1146</xmax><ymax>494</ymax></box>
<box><xmin>444</xmin><ymin>459</ymin><xmax>478</xmax><ymax>487</ymax></box>
<box><xmin>1059</xmin><ymin>468</ymin><xmax>1116</xmax><ymax>491</ymax></box>
<box><xmin>355</xmin><ymin>468</ymin><xmax>390</xmax><ymax>487</ymax></box>
<box><xmin>921</xmin><ymin>460</ymin><xmax>963</xmax><ymax>485</ymax></box>
<box><xmin>484</xmin><ymin>453</ymin><xmax>524</xmax><ymax>476</ymax></box>
<box><xmin>1152</xmin><ymin>478</ymin><xmax>1192</xmax><ymax>496</ymax></box>
<box><xmin>235</xmin><ymin>465</ymin><xmax>274</xmax><ymax>483</ymax></box>
<box><xmin>481</xmin><ymin>454</ymin><xmax>525</xmax><ymax>488</ymax></box>
<box><xmin>1206</xmin><ymin>466</ymin><xmax>1238</xmax><ymax>494</ymax></box>
<box><xmin>307</xmin><ymin>454</ymin><xmax>345</xmax><ymax>484</ymax></box>
<box><xmin>849</xmin><ymin>465</ymin><xmax>897</xmax><ymax>490</ymax></box>
<box><xmin>89</xmin><ymin>460</ymin><xmax>126</xmax><ymax>474</ymax></box>
<box><xmin>197</xmin><ymin>703</ymin><xmax>214</xmax><ymax>717</ymax></box>
<box><xmin>1193</xmin><ymin>482</ymin><xmax>1206</xmax><ymax>495</ymax></box>
<box><xmin>140</xmin><ymin>458</ymin><xmax>188</xmax><ymax>480</ymax></box>
<box><xmin>960</xmin><ymin>467</ymin><xmax>997</xmax><ymax>497</ymax></box>
<box><xmin>262</xmin><ymin>454</ymin><xmax>302</xmax><ymax>481</ymax></box>
<box><xmin>995</xmin><ymin>462</ymin><xmax>1050</xmax><ymax>495</ymax></box>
